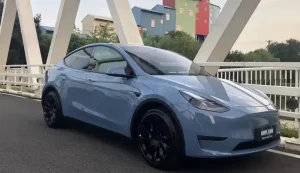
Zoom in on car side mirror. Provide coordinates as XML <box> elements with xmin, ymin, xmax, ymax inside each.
<box><xmin>106</xmin><ymin>66</ymin><xmax>134</xmax><ymax>78</ymax></box>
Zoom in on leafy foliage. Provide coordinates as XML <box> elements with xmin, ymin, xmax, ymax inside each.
<box><xmin>89</xmin><ymin>23</ymin><xmax>119</xmax><ymax>43</ymax></box>
<box><xmin>143</xmin><ymin>31</ymin><xmax>202</xmax><ymax>60</ymax></box>
<box><xmin>267</xmin><ymin>39</ymin><xmax>300</xmax><ymax>62</ymax></box>
<box><xmin>281</xmin><ymin>123</ymin><xmax>299</xmax><ymax>138</ymax></box>
<box><xmin>226</xmin><ymin>49</ymin><xmax>280</xmax><ymax>62</ymax></box>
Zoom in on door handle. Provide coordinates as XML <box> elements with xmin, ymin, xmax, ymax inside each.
<box><xmin>88</xmin><ymin>78</ymin><xmax>95</xmax><ymax>82</ymax></box>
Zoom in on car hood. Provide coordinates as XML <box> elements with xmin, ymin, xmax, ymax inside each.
<box><xmin>154</xmin><ymin>75</ymin><xmax>271</xmax><ymax>107</ymax></box>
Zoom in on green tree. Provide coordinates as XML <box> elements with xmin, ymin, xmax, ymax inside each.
<box><xmin>0</xmin><ymin>0</ymin><xmax>3</xmax><ymax>21</ymax></box>
<box><xmin>244</xmin><ymin>49</ymin><xmax>280</xmax><ymax>62</ymax></box>
<box><xmin>143</xmin><ymin>31</ymin><xmax>202</xmax><ymax>60</ymax></box>
<box><xmin>225</xmin><ymin>51</ymin><xmax>245</xmax><ymax>62</ymax></box>
<box><xmin>34</xmin><ymin>13</ymin><xmax>42</xmax><ymax>39</ymax></box>
<box><xmin>90</xmin><ymin>23</ymin><xmax>119</xmax><ymax>43</ymax></box>
<box><xmin>267</xmin><ymin>39</ymin><xmax>300</xmax><ymax>62</ymax></box>
<box><xmin>67</xmin><ymin>34</ymin><xmax>90</xmax><ymax>53</ymax></box>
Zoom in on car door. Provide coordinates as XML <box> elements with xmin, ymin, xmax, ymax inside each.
<box><xmin>85</xmin><ymin>45</ymin><xmax>137</xmax><ymax>135</ymax></box>
<box><xmin>62</xmin><ymin>47</ymin><xmax>94</xmax><ymax>120</ymax></box>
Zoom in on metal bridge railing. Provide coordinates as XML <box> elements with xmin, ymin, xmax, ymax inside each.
<box><xmin>0</xmin><ymin>65</ymin><xmax>52</xmax><ymax>99</ymax></box>
<box><xmin>200</xmin><ymin>62</ymin><xmax>300</xmax><ymax>139</ymax></box>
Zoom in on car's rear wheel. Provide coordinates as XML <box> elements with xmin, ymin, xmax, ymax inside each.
<box><xmin>137</xmin><ymin>108</ymin><xmax>183</xmax><ymax>170</ymax></box>
<box><xmin>42</xmin><ymin>91</ymin><xmax>64</xmax><ymax>128</ymax></box>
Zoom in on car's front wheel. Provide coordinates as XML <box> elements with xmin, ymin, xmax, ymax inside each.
<box><xmin>137</xmin><ymin>108</ymin><xmax>183</xmax><ymax>170</ymax></box>
<box><xmin>42</xmin><ymin>91</ymin><xmax>64</xmax><ymax>128</ymax></box>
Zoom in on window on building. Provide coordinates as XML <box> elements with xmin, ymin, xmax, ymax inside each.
<box><xmin>151</xmin><ymin>19</ymin><xmax>155</xmax><ymax>27</ymax></box>
<box><xmin>166</xmin><ymin>13</ymin><xmax>170</xmax><ymax>20</ymax></box>
<box><xmin>189</xmin><ymin>10</ymin><xmax>193</xmax><ymax>16</ymax></box>
<box><xmin>210</xmin><ymin>19</ymin><xmax>212</xmax><ymax>24</ymax></box>
<box><xmin>210</xmin><ymin>12</ymin><xmax>212</xmax><ymax>17</ymax></box>
<box><xmin>205</xmin><ymin>7</ymin><xmax>207</xmax><ymax>11</ymax></box>
<box><xmin>161</xmin><ymin>20</ymin><xmax>164</xmax><ymax>24</ymax></box>
<box><xmin>176</xmin><ymin>25</ymin><xmax>182</xmax><ymax>31</ymax></box>
<box><xmin>204</xmin><ymin>20</ymin><xmax>207</xmax><ymax>23</ymax></box>
<box><xmin>179</xmin><ymin>8</ymin><xmax>184</xmax><ymax>14</ymax></box>
<box><xmin>142</xmin><ymin>28</ymin><xmax>147</xmax><ymax>31</ymax></box>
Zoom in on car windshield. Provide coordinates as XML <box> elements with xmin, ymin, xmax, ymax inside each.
<box><xmin>122</xmin><ymin>46</ymin><xmax>208</xmax><ymax>76</ymax></box>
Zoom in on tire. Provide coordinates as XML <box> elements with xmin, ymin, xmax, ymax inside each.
<box><xmin>136</xmin><ymin>108</ymin><xmax>183</xmax><ymax>170</ymax></box>
<box><xmin>42</xmin><ymin>91</ymin><xmax>65</xmax><ymax>128</ymax></box>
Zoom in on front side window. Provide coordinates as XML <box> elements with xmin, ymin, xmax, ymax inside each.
<box><xmin>91</xmin><ymin>46</ymin><xmax>128</xmax><ymax>74</ymax></box>
<box><xmin>122</xmin><ymin>46</ymin><xmax>208</xmax><ymax>76</ymax></box>
<box><xmin>64</xmin><ymin>47</ymin><xmax>93</xmax><ymax>70</ymax></box>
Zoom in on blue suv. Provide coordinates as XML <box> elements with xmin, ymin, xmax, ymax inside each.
<box><xmin>42</xmin><ymin>43</ymin><xmax>280</xmax><ymax>170</ymax></box>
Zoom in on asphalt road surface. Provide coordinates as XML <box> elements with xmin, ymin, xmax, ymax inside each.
<box><xmin>0</xmin><ymin>93</ymin><xmax>299</xmax><ymax>173</ymax></box>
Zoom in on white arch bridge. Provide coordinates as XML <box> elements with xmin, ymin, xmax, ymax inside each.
<box><xmin>0</xmin><ymin>0</ymin><xmax>300</xmax><ymax>172</ymax></box>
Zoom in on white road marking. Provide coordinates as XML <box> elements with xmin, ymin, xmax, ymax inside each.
<box><xmin>0</xmin><ymin>92</ymin><xmax>40</xmax><ymax>101</ymax></box>
<box><xmin>0</xmin><ymin>92</ymin><xmax>26</xmax><ymax>99</ymax></box>
<box><xmin>268</xmin><ymin>149</ymin><xmax>300</xmax><ymax>159</ymax></box>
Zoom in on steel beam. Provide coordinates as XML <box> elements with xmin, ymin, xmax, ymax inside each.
<box><xmin>106</xmin><ymin>0</ymin><xmax>143</xmax><ymax>45</ymax></box>
<box><xmin>46</xmin><ymin>0</ymin><xmax>81</xmax><ymax>65</ymax></box>
<box><xmin>15</xmin><ymin>0</ymin><xmax>43</xmax><ymax>75</ymax></box>
<box><xmin>0</xmin><ymin>0</ymin><xmax>17</xmax><ymax>72</ymax></box>
<box><xmin>194</xmin><ymin>0</ymin><xmax>261</xmax><ymax>75</ymax></box>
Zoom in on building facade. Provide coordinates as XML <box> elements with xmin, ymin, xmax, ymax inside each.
<box><xmin>132</xmin><ymin>5</ymin><xmax>176</xmax><ymax>36</ymax></box>
<box><xmin>40</xmin><ymin>26</ymin><xmax>55</xmax><ymax>35</ymax></box>
<box><xmin>209</xmin><ymin>4</ymin><xmax>221</xmax><ymax>27</ymax></box>
<box><xmin>132</xmin><ymin>7</ymin><xmax>164</xmax><ymax>36</ymax></box>
<box><xmin>82</xmin><ymin>1</ymin><xmax>220</xmax><ymax>39</ymax></box>
<box><xmin>196</xmin><ymin>0</ymin><xmax>210</xmax><ymax>42</ymax></box>
<box><xmin>163</xmin><ymin>0</ymin><xmax>197</xmax><ymax>38</ymax></box>
<box><xmin>81</xmin><ymin>15</ymin><xmax>114</xmax><ymax>35</ymax></box>
<box><xmin>152</xmin><ymin>5</ymin><xmax>176</xmax><ymax>34</ymax></box>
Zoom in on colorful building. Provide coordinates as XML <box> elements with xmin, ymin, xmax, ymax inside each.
<box><xmin>82</xmin><ymin>1</ymin><xmax>220</xmax><ymax>39</ymax></box>
<box><xmin>209</xmin><ymin>3</ymin><xmax>221</xmax><ymax>27</ymax></box>
<box><xmin>132</xmin><ymin>5</ymin><xmax>176</xmax><ymax>36</ymax></box>
<box><xmin>196</xmin><ymin>0</ymin><xmax>210</xmax><ymax>42</ymax></box>
<box><xmin>163</xmin><ymin>0</ymin><xmax>197</xmax><ymax>38</ymax></box>
<box><xmin>152</xmin><ymin>5</ymin><xmax>176</xmax><ymax>34</ymax></box>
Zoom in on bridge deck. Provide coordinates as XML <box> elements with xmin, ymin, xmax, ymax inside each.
<box><xmin>0</xmin><ymin>93</ymin><xmax>299</xmax><ymax>173</ymax></box>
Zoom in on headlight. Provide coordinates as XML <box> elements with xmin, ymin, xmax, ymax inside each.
<box><xmin>180</xmin><ymin>91</ymin><xmax>229</xmax><ymax>112</ymax></box>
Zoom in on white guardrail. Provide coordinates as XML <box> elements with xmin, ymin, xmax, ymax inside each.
<box><xmin>0</xmin><ymin>63</ymin><xmax>299</xmax><ymax>137</ymax></box>
<box><xmin>0</xmin><ymin>65</ymin><xmax>52</xmax><ymax>99</ymax></box>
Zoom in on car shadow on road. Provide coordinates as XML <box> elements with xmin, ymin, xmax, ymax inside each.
<box><xmin>63</xmin><ymin>118</ymin><xmax>268</xmax><ymax>172</ymax></box>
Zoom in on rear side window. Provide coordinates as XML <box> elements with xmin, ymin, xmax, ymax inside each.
<box><xmin>64</xmin><ymin>47</ymin><xmax>93</xmax><ymax>70</ymax></box>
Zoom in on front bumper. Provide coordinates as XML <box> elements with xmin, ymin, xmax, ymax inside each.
<box><xmin>174</xmin><ymin>103</ymin><xmax>281</xmax><ymax>158</ymax></box>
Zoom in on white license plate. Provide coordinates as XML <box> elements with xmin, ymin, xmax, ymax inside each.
<box><xmin>261</xmin><ymin>128</ymin><xmax>274</xmax><ymax>136</ymax></box>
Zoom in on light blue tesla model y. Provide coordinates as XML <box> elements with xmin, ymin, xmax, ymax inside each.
<box><xmin>42</xmin><ymin>43</ymin><xmax>280</xmax><ymax>170</ymax></box>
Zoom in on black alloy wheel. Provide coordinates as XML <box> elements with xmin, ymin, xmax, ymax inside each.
<box><xmin>42</xmin><ymin>91</ymin><xmax>64</xmax><ymax>128</ymax></box>
<box><xmin>137</xmin><ymin>108</ymin><xmax>182</xmax><ymax>170</ymax></box>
